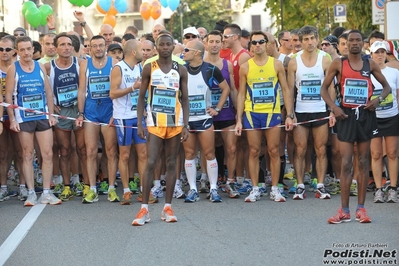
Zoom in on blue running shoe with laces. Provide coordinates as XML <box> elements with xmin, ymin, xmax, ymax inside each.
<box><xmin>209</xmin><ymin>189</ymin><xmax>222</xmax><ymax>203</ymax></box>
<box><xmin>184</xmin><ymin>189</ymin><xmax>200</xmax><ymax>203</ymax></box>
<box><xmin>237</xmin><ymin>181</ymin><xmax>252</xmax><ymax>195</ymax></box>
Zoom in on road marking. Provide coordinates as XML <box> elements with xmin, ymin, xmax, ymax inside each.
<box><xmin>0</xmin><ymin>204</ymin><xmax>46</xmax><ymax>265</ymax></box>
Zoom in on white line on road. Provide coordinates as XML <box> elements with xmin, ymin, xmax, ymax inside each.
<box><xmin>0</xmin><ymin>204</ymin><xmax>46</xmax><ymax>266</ymax></box>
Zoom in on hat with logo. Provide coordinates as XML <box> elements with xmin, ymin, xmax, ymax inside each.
<box><xmin>183</xmin><ymin>27</ymin><xmax>199</xmax><ymax>37</ymax></box>
<box><xmin>370</xmin><ymin>41</ymin><xmax>387</xmax><ymax>53</ymax></box>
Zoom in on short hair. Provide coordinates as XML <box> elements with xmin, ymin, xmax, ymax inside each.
<box><xmin>156</xmin><ymin>30</ymin><xmax>174</xmax><ymax>45</ymax></box>
<box><xmin>347</xmin><ymin>30</ymin><xmax>364</xmax><ymax>41</ymax></box>
<box><xmin>224</xmin><ymin>23</ymin><xmax>241</xmax><ymax>37</ymax></box>
<box><xmin>91</xmin><ymin>35</ymin><xmax>106</xmax><ymax>43</ymax></box>
<box><xmin>368</xmin><ymin>30</ymin><xmax>384</xmax><ymax>41</ymax></box>
<box><xmin>250</xmin><ymin>31</ymin><xmax>268</xmax><ymax>42</ymax></box>
<box><xmin>1</xmin><ymin>35</ymin><xmax>16</xmax><ymax>48</ymax></box>
<box><xmin>338</xmin><ymin>33</ymin><xmax>348</xmax><ymax>41</ymax></box>
<box><xmin>0</xmin><ymin>32</ymin><xmax>10</xmax><ymax>39</ymax></box>
<box><xmin>122</xmin><ymin>33</ymin><xmax>135</xmax><ymax>42</ymax></box>
<box><xmin>33</xmin><ymin>41</ymin><xmax>42</xmax><ymax>54</ymax></box>
<box><xmin>277</xmin><ymin>30</ymin><xmax>290</xmax><ymax>45</ymax></box>
<box><xmin>54</xmin><ymin>33</ymin><xmax>72</xmax><ymax>48</ymax></box>
<box><xmin>290</xmin><ymin>28</ymin><xmax>300</xmax><ymax>36</ymax></box>
<box><xmin>44</xmin><ymin>32</ymin><xmax>56</xmax><ymax>39</ymax></box>
<box><xmin>16</xmin><ymin>36</ymin><xmax>32</xmax><ymax>49</ymax></box>
<box><xmin>332</xmin><ymin>27</ymin><xmax>346</xmax><ymax>38</ymax></box>
<box><xmin>141</xmin><ymin>33</ymin><xmax>155</xmax><ymax>44</ymax></box>
<box><xmin>68</xmin><ymin>34</ymin><xmax>81</xmax><ymax>53</ymax></box>
<box><xmin>207</xmin><ymin>30</ymin><xmax>223</xmax><ymax>41</ymax></box>
<box><xmin>214</xmin><ymin>20</ymin><xmax>229</xmax><ymax>32</ymax></box>
<box><xmin>125</xmin><ymin>25</ymin><xmax>138</xmax><ymax>35</ymax></box>
<box><xmin>298</xmin><ymin>25</ymin><xmax>318</xmax><ymax>42</ymax></box>
<box><xmin>113</xmin><ymin>36</ymin><xmax>122</xmax><ymax>43</ymax></box>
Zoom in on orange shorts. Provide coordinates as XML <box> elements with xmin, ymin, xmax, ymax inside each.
<box><xmin>147</xmin><ymin>126</ymin><xmax>183</xmax><ymax>139</ymax></box>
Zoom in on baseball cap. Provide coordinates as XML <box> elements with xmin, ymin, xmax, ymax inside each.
<box><xmin>183</xmin><ymin>27</ymin><xmax>199</xmax><ymax>37</ymax></box>
<box><xmin>241</xmin><ymin>29</ymin><xmax>250</xmax><ymax>38</ymax></box>
<box><xmin>13</xmin><ymin>27</ymin><xmax>27</xmax><ymax>35</ymax></box>
<box><xmin>384</xmin><ymin>40</ymin><xmax>399</xmax><ymax>59</ymax></box>
<box><xmin>107</xmin><ymin>43</ymin><xmax>123</xmax><ymax>52</ymax></box>
<box><xmin>323</xmin><ymin>35</ymin><xmax>338</xmax><ymax>46</ymax></box>
<box><xmin>370</xmin><ymin>41</ymin><xmax>387</xmax><ymax>53</ymax></box>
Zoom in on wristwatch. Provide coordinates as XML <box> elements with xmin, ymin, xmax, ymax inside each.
<box><xmin>215</xmin><ymin>107</ymin><xmax>220</xmax><ymax>112</ymax></box>
<box><xmin>378</xmin><ymin>96</ymin><xmax>384</xmax><ymax>103</ymax></box>
<box><xmin>77</xmin><ymin>112</ymin><xmax>85</xmax><ymax>118</ymax></box>
<box><xmin>80</xmin><ymin>21</ymin><xmax>86</xmax><ymax>27</ymax></box>
<box><xmin>287</xmin><ymin>113</ymin><xmax>295</xmax><ymax>119</ymax></box>
<box><xmin>184</xmin><ymin>124</ymin><xmax>190</xmax><ymax>130</ymax></box>
<box><xmin>0</xmin><ymin>117</ymin><xmax>4</xmax><ymax>123</ymax></box>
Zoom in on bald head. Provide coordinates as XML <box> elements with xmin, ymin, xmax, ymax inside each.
<box><xmin>265</xmin><ymin>32</ymin><xmax>275</xmax><ymax>43</ymax></box>
<box><xmin>152</xmin><ymin>24</ymin><xmax>165</xmax><ymax>39</ymax></box>
<box><xmin>100</xmin><ymin>24</ymin><xmax>115</xmax><ymax>46</ymax></box>
<box><xmin>187</xmin><ymin>40</ymin><xmax>205</xmax><ymax>55</ymax></box>
<box><xmin>124</xmin><ymin>39</ymin><xmax>139</xmax><ymax>56</ymax></box>
<box><xmin>123</xmin><ymin>39</ymin><xmax>142</xmax><ymax>62</ymax></box>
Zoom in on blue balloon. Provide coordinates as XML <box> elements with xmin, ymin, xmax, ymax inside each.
<box><xmin>167</xmin><ymin>0</ymin><xmax>179</xmax><ymax>11</ymax></box>
<box><xmin>98</xmin><ymin>0</ymin><xmax>112</xmax><ymax>12</ymax></box>
<box><xmin>160</xmin><ymin>0</ymin><xmax>168</xmax><ymax>8</ymax></box>
<box><xmin>114</xmin><ymin>0</ymin><xmax>127</xmax><ymax>13</ymax></box>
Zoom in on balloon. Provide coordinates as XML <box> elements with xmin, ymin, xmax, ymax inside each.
<box><xmin>167</xmin><ymin>0</ymin><xmax>179</xmax><ymax>11</ymax></box>
<box><xmin>40</xmin><ymin>15</ymin><xmax>47</xmax><ymax>26</ymax></box>
<box><xmin>103</xmin><ymin>13</ymin><xmax>116</xmax><ymax>28</ymax></box>
<box><xmin>98</xmin><ymin>0</ymin><xmax>112</xmax><ymax>12</ymax></box>
<box><xmin>81</xmin><ymin>0</ymin><xmax>94</xmax><ymax>7</ymax></box>
<box><xmin>151</xmin><ymin>0</ymin><xmax>161</xmax><ymax>8</ymax></box>
<box><xmin>150</xmin><ymin>5</ymin><xmax>161</xmax><ymax>20</ymax></box>
<box><xmin>114</xmin><ymin>0</ymin><xmax>127</xmax><ymax>13</ymax></box>
<box><xmin>39</xmin><ymin>4</ymin><xmax>53</xmax><ymax>17</ymax></box>
<box><xmin>140</xmin><ymin>3</ymin><xmax>151</xmax><ymax>20</ymax></box>
<box><xmin>108</xmin><ymin>5</ymin><xmax>118</xmax><ymax>16</ymax></box>
<box><xmin>25</xmin><ymin>8</ymin><xmax>42</xmax><ymax>28</ymax></box>
<box><xmin>68</xmin><ymin>0</ymin><xmax>80</xmax><ymax>6</ymax></box>
<box><xmin>22</xmin><ymin>1</ymin><xmax>36</xmax><ymax>16</ymax></box>
<box><xmin>96</xmin><ymin>2</ymin><xmax>106</xmax><ymax>14</ymax></box>
<box><xmin>160</xmin><ymin>0</ymin><xmax>168</xmax><ymax>8</ymax></box>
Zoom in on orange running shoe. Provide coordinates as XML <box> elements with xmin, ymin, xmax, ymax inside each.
<box><xmin>121</xmin><ymin>191</ymin><xmax>133</xmax><ymax>205</ymax></box>
<box><xmin>132</xmin><ymin>208</ymin><xmax>150</xmax><ymax>226</ymax></box>
<box><xmin>161</xmin><ymin>206</ymin><xmax>177</xmax><ymax>223</ymax></box>
<box><xmin>355</xmin><ymin>207</ymin><xmax>371</xmax><ymax>223</ymax></box>
<box><xmin>328</xmin><ymin>207</ymin><xmax>351</xmax><ymax>224</ymax></box>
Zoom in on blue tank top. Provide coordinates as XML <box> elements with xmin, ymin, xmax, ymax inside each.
<box><xmin>15</xmin><ymin>61</ymin><xmax>48</xmax><ymax>122</ymax></box>
<box><xmin>1</xmin><ymin>70</ymin><xmax>8</xmax><ymax>119</ymax></box>
<box><xmin>86</xmin><ymin>57</ymin><xmax>113</xmax><ymax>104</ymax></box>
<box><xmin>211</xmin><ymin>60</ymin><xmax>235</xmax><ymax>121</ymax></box>
<box><xmin>50</xmin><ymin>57</ymin><xmax>79</xmax><ymax>107</ymax></box>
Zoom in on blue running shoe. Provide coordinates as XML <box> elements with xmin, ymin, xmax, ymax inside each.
<box><xmin>259</xmin><ymin>186</ymin><xmax>268</xmax><ymax>196</ymax></box>
<box><xmin>289</xmin><ymin>180</ymin><xmax>297</xmax><ymax>194</ymax></box>
<box><xmin>309</xmin><ymin>178</ymin><xmax>317</xmax><ymax>192</ymax></box>
<box><xmin>184</xmin><ymin>189</ymin><xmax>200</xmax><ymax>203</ymax></box>
<box><xmin>209</xmin><ymin>189</ymin><xmax>222</xmax><ymax>203</ymax></box>
<box><xmin>238</xmin><ymin>181</ymin><xmax>252</xmax><ymax>195</ymax></box>
<box><xmin>278</xmin><ymin>184</ymin><xmax>288</xmax><ymax>198</ymax></box>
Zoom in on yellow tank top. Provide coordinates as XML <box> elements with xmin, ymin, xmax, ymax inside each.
<box><xmin>244</xmin><ymin>57</ymin><xmax>280</xmax><ymax>113</ymax></box>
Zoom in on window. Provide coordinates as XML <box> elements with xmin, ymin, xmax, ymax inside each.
<box><xmin>134</xmin><ymin>19</ymin><xmax>143</xmax><ymax>31</ymax></box>
<box><xmin>251</xmin><ymin>15</ymin><xmax>261</xmax><ymax>31</ymax></box>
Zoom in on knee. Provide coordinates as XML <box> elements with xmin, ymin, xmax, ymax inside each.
<box><xmin>59</xmin><ymin>146</ymin><xmax>71</xmax><ymax>158</ymax></box>
<box><xmin>314</xmin><ymin>145</ymin><xmax>326</xmax><ymax>157</ymax></box>
<box><xmin>41</xmin><ymin>149</ymin><xmax>53</xmax><ymax>162</ymax></box>
<box><xmin>249</xmin><ymin>146</ymin><xmax>260</xmax><ymax>157</ymax></box>
<box><xmin>146</xmin><ymin>157</ymin><xmax>158</xmax><ymax>170</ymax></box>
<box><xmin>119</xmin><ymin>152</ymin><xmax>130</xmax><ymax>165</ymax></box>
<box><xmin>267</xmin><ymin>146</ymin><xmax>279</xmax><ymax>158</ymax></box>
<box><xmin>295</xmin><ymin>145</ymin><xmax>307</xmax><ymax>158</ymax></box>
<box><xmin>371</xmin><ymin>150</ymin><xmax>383</xmax><ymax>161</ymax></box>
<box><xmin>386</xmin><ymin>149</ymin><xmax>397</xmax><ymax>160</ymax></box>
<box><xmin>226</xmin><ymin>144</ymin><xmax>237</xmax><ymax>157</ymax></box>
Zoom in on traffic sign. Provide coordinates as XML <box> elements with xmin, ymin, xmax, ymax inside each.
<box><xmin>334</xmin><ymin>4</ymin><xmax>347</xmax><ymax>23</ymax></box>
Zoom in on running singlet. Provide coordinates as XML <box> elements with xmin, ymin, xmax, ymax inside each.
<box><xmin>371</xmin><ymin>66</ymin><xmax>399</xmax><ymax>118</ymax></box>
<box><xmin>49</xmin><ymin>57</ymin><xmax>79</xmax><ymax>108</ymax></box>
<box><xmin>210</xmin><ymin>60</ymin><xmax>235</xmax><ymax>121</ymax></box>
<box><xmin>1</xmin><ymin>69</ymin><xmax>7</xmax><ymax>119</ymax></box>
<box><xmin>244</xmin><ymin>57</ymin><xmax>281</xmax><ymax>114</ymax></box>
<box><xmin>112</xmin><ymin>60</ymin><xmax>141</xmax><ymax>119</ymax></box>
<box><xmin>85</xmin><ymin>57</ymin><xmax>113</xmax><ymax>103</ymax></box>
<box><xmin>146</xmin><ymin>60</ymin><xmax>183</xmax><ymax>127</ymax></box>
<box><xmin>339</xmin><ymin>58</ymin><xmax>373</xmax><ymax>108</ymax></box>
<box><xmin>294</xmin><ymin>50</ymin><xmax>327</xmax><ymax>113</ymax></box>
<box><xmin>230</xmin><ymin>49</ymin><xmax>250</xmax><ymax>89</ymax></box>
<box><xmin>14</xmin><ymin>61</ymin><xmax>48</xmax><ymax>122</ymax></box>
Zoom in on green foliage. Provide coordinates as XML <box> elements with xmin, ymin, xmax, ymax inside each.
<box><xmin>165</xmin><ymin>0</ymin><xmax>232</xmax><ymax>42</ymax></box>
<box><xmin>245</xmin><ymin>0</ymin><xmax>377</xmax><ymax>38</ymax></box>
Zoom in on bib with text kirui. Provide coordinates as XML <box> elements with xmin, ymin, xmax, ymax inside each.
<box><xmin>300</xmin><ymin>80</ymin><xmax>321</xmax><ymax>101</ymax></box>
<box><xmin>22</xmin><ymin>94</ymin><xmax>44</xmax><ymax>118</ymax></box>
<box><xmin>89</xmin><ymin>76</ymin><xmax>110</xmax><ymax>99</ymax></box>
<box><xmin>252</xmin><ymin>81</ymin><xmax>275</xmax><ymax>104</ymax></box>
<box><xmin>151</xmin><ymin>88</ymin><xmax>176</xmax><ymax>114</ymax></box>
<box><xmin>343</xmin><ymin>78</ymin><xmax>368</xmax><ymax>105</ymax></box>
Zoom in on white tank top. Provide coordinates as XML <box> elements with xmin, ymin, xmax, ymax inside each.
<box><xmin>112</xmin><ymin>60</ymin><xmax>141</xmax><ymax>119</ymax></box>
<box><xmin>295</xmin><ymin>51</ymin><xmax>326</xmax><ymax>113</ymax></box>
<box><xmin>187</xmin><ymin>70</ymin><xmax>212</xmax><ymax>122</ymax></box>
<box><xmin>371</xmin><ymin>66</ymin><xmax>399</xmax><ymax>118</ymax></box>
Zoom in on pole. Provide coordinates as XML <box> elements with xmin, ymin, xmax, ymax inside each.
<box><xmin>1</xmin><ymin>0</ymin><xmax>4</xmax><ymax>32</ymax></box>
<box><xmin>280</xmin><ymin>0</ymin><xmax>283</xmax><ymax>30</ymax></box>
<box><xmin>180</xmin><ymin>8</ymin><xmax>183</xmax><ymax>43</ymax></box>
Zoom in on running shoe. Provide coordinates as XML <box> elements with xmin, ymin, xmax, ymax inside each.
<box><xmin>303</xmin><ymin>172</ymin><xmax>311</xmax><ymax>184</ymax></box>
<box><xmin>173</xmin><ymin>185</ymin><xmax>185</xmax><ymax>199</ymax></box>
<box><xmin>245</xmin><ymin>189</ymin><xmax>260</xmax><ymax>202</ymax></box>
<box><xmin>259</xmin><ymin>186</ymin><xmax>268</xmax><ymax>196</ymax></box>
<box><xmin>73</xmin><ymin>182</ymin><xmax>84</xmax><ymax>197</ymax></box>
<box><xmin>129</xmin><ymin>181</ymin><xmax>138</xmax><ymax>193</ymax></box>
<box><xmin>270</xmin><ymin>187</ymin><xmax>286</xmax><ymax>202</ymax></box>
<box><xmin>386</xmin><ymin>188</ymin><xmax>398</xmax><ymax>203</ymax></box>
<box><xmin>59</xmin><ymin>186</ymin><xmax>74</xmax><ymax>201</ymax></box>
<box><xmin>160</xmin><ymin>179</ymin><xmax>166</xmax><ymax>191</ymax></box>
<box><xmin>24</xmin><ymin>192</ymin><xmax>37</xmax><ymax>207</ymax></box>
<box><xmin>329</xmin><ymin>182</ymin><xmax>341</xmax><ymax>195</ymax></box>
<box><xmin>137</xmin><ymin>192</ymin><xmax>158</xmax><ymax>204</ymax></box>
<box><xmin>121</xmin><ymin>191</ymin><xmax>133</xmax><ymax>205</ymax></box>
<box><xmin>82</xmin><ymin>185</ymin><xmax>90</xmax><ymax>197</ymax></box>
<box><xmin>350</xmin><ymin>182</ymin><xmax>358</xmax><ymax>196</ymax></box>
<box><xmin>225</xmin><ymin>182</ymin><xmax>239</xmax><ymax>198</ymax></box>
<box><xmin>98</xmin><ymin>181</ymin><xmax>109</xmax><ymax>195</ymax></box>
<box><xmin>237</xmin><ymin>181</ymin><xmax>252</xmax><ymax>195</ymax></box>
<box><xmin>265</xmin><ymin>171</ymin><xmax>272</xmax><ymax>186</ymax></box>
<box><xmin>52</xmin><ymin>183</ymin><xmax>64</xmax><ymax>197</ymax></box>
<box><xmin>161</xmin><ymin>206</ymin><xmax>177</xmax><ymax>222</ymax></box>
<box><xmin>309</xmin><ymin>178</ymin><xmax>317</xmax><ymax>192</ymax></box>
<box><xmin>132</xmin><ymin>208</ymin><xmax>150</xmax><ymax>226</ymax></box>
<box><xmin>52</xmin><ymin>175</ymin><xmax>63</xmax><ymax>186</ymax></box>
<box><xmin>70</xmin><ymin>174</ymin><xmax>80</xmax><ymax>185</ymax></box>
<box><xmin>373</xmin><ymin>188</ymin><xmax>385</xmax><ymax>203</ymax></box>
<box><xmin>133</xmin><ymin>173</ymin><xmax>140</xmax><ymax>186</ymax></box>
<box><xmin>209</xmin><ymin>189</ymin><xmax>222</xmax><ymax>203</ymax></box>
<box><xmin>367</xmin><ymin>179</ymin><xmax>376</xmax><ymax>192</ymax></box>
<box><xmin>18</xmin><ymin>186</ymin><xmax>29</xmax><ymax>201</ymax></box>
<box><xmin>39</xmin><ymin>192</ymin><xmax>62</xmax><ymax>205</ymax></box>
<box><xmin>107</xmin><ymin>188</ymin><xmax>120</xmax><ymax>202</ymax></box>
<box><xmin>288</xmin><ymin>180</ymin><xmax>297</xmax><ymax>194</ymax></box>
<box><xmin>315</xmin><ymin>186</ymin><xmax>331</xmax><ymax>199</ymax></box>
<box><xmin>324</xmin><ymin>174</ymin><xmax>335</xmax><ymax>187</ymax></box>
<box><xmin>0</xmin><ymin>189</ymin><xmax>10</xmax><ymax>201</ymax></box>
<box><xmin>184</xmin><ymin>189</ymin><xmax>200</xmax><ymax>203</ymax></box>
<box><xmin>199</xmin><ymin>179</ymin><xmax>209</xmax><ymax>193</ymax></box>
<box><xmin>328</xmin><ymin>208</ymin><xmax>351</xmax><ymax>224</ymax></box>
<box><xmin>278</xmin><ymin>184</ymin><xmax>288</xmax><ymax>198</ymax></box>
<box><xmin>293</xmin><ymin>186</ymin><xmax>306</xmax><ymax>200</ymax></box>
<box><xmin>355</xmin><ymin>207</ymin><xmax>371</xmax><ymax>223</ymax></box>
<box><xmin>82</xmin><ymin>189</ymin><xmax>99</xmax><ymax>203</ymax></box>
<box><xmin>151</xmin><ymin>185</ymin><xmax>164</xmax><ymax>198</ymax></box>
<box><xmin>284</xmin><ymin>167</ymin><xmax>295</xmax><ymax>180</ymax></box>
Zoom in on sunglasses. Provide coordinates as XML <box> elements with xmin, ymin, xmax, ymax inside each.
<box><xmin>223</xmin><ymin>34</ymin><xmax>236</xmax><ymax>39</ymax></box>
<box><xmin>251</xmin><ymin>39</ymin><xmax>267</xmax><ymax>45</ymax></box>
<box><xmin>183</xmin><ymin>48</ymin><xmax>199</xmax><ymax>53</ymax></box>
<box><xmin>280</xmin><ymin>38</ymin><xmax>290</xmax><ymax>42</ymax></box>
<box><xmin>0</xmin><ymin>47</ymin><xmax>13</xmax><ymax>52</ymax></box>
<box><xmin>84</xmin><ymin>44</ymin><xmax>89</xmax><ymax>48</ymax></box>
<box><xmin>14</xmin><ymin>34</ymin><xmax>25</xmax><ymax>37</ymax></box>
<box><xmin>321</xmin><ymin>43</ymin><xmax>331</xmax><ymax>47</ymax></box>
<box><xmin>184</xmin><ymin>35</ymin><xmax>198</xmax><ymax>40</ymax></box>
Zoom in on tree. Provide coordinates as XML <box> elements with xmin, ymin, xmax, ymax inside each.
<box><xmin>165</xmin><ymin>0</ymin><xmax>232</xmax><ymax>42</ymax></box>
<box><xmin>244</xmin><ymin>0</ymin><xmax>377</xmax><ymax>38</ymax></box>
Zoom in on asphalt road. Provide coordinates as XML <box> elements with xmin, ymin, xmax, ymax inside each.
<box><xmin>0</xmin><ymin>179</ymin><xmax>398</xmax><ymax>266</ymax></box>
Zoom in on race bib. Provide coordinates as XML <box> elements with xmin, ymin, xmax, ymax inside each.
<box><xmin>57</xmin><ymin>84</ymin><xmax>78</xmax><ymax>107</ymax></box>
<box><xmin>130</xmin><ymin>90</ymin><xmax>139</xmax><ymax>111</ymax></box>
<box><xmin>300</xmin><ymin>80</ymin><xmax>321</xmax><ymax>101</ymax></box>
<box><xmin>188</xmin><ymin>94</ymin><xmax>206</xmax><ymax>116</ymax></box>
<box><xmin>89</xmin><ymin>76</ymin><xmax>110</xmax><ymax>99</ymax></box>
<box><xmin>371</xmin><ymin>89</ymin><xmax>393</xmax><ymax>111</ymax></box>
<box><xmin>343</xmin><ymin>78</ymin><xmax>368</xmax><ymax>105</ymax></box>
<box><xmin>252</xmin><ymin>82</ymin><xmax>275</xmax><ymax>104</ymax></box>
<box><xmin>211</xmin><ymin>89</ymin><xmax>229</xmax><ymax>108</ymax></box>
<box><xmin>151</xmin><ymin>87</ymin><xmax>176</xmax><ymax>114</ymax></box>
<box><xmin>22</xmin><ymin>94</ymin><xmax>44</xmax><ymax>118</ymax></box>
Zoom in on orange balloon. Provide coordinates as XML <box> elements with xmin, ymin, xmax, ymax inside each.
<box><xmin>150</xmin><ymin>6</ymin><xmax>161</xmax><ymax>20</ymax></box>
<box><xmin>140</xmin><ymin>2</ymin><xmax>151</xmax><ymax>20</ymax></box>
<box><xmin>108</xmin><ymin>5</ymin><xmax>118</xmax><ymax>15</ymax></box>
<box><xmin>151</xmin><ymin>0</ymin><xmax>161</xmax><ymax>8</ymax></box>
<box><xmin>103</xmin><ymin>13</ymin><xmax>116</xmax><ymax>28</ymax></box>
<box><xmin>96</xmin><ymin>2</ymin><xmax>106</xmax><ymax>14</ymax></box>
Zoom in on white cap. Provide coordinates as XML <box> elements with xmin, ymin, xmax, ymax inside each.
<box><xmin>370</xmin><ymin>41</ymin><xmax>387</xmax><ymax>53</ymax></box>
<box><xmin>183</xmin><ymin>27</ymin><xmax>199</xmax><ymax>37</ymax></box>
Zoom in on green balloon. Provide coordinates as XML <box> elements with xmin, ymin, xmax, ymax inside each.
<box><xmin>81</xmin><ymin>0</ymin><xmax>94</xmax><ymax>7</ymax></box>
<box><xmin>39</xmin><ymin>4</ymin><xmax>53</xmax><ymax>17</ymax></box>
<box><xmin>22</xmin><ymin>1</ymin><xmax>36</xmax><ymax>16</ymax></box>
<box><xmin>68</xmin><ymin>0</ymin><xmax>80</xmax><ymax>5</ymax></box>
<box><xmin>25</xmin><ymin>8</ymin><xmax>42</xmax><ymax>28</ymax></box>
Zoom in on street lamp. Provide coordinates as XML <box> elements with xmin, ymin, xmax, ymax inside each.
<box><xmin>178</xmin><ymin>2</ymin><xmax>190</xmax><ymax>42</ymax></box>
